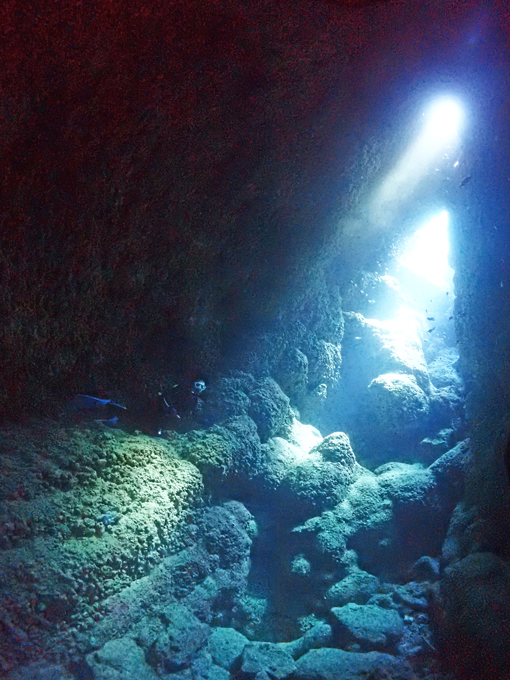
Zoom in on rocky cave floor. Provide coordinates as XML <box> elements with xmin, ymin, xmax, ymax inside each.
<box><xmin>0</xmin><ymin>279</ymin><xmax>472</xmax><ymax>680</ymax></box>
<box><xmin>0</xmin><ymin>367</ymin><xmax>470</xmax><ymax>679</ymax></box>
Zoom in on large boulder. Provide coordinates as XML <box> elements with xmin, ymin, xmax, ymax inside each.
<box><xmin>367</xmin><ymin>373</ymin><xmax>429</xmax><ymax>435</ymax></box>
<box><xmin>199</xmin><ymin>505</ymin><xmax>254</xmax><ymax>569</ymax></box>
<box><xmin>257</xmin><ymin>436</ymin><xmax>356</xmax><ymax>523</ymax></box>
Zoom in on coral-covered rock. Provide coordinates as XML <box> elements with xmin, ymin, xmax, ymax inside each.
<box><xmin>199</xmin><ymin>375</ymin><xmax>254</xmax><ymax>425</ymax></box>
<box><xmin>304</xmin><ymin>340</ymin><xmax>342</xmax><ymax>390</ymax></box>
<box><xmin>172</xmin><ymin>415</ymin><xmax>262</xmax><ymax>494</ymax></box>
<box><xmin>199</xmin><ymin>505</ymin><xmax>253</xmax><ymax>569</ymax></box>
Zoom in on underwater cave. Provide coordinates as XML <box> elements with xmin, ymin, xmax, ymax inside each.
<box><xmin>1</xmin><ymin>1</ymin><xmax>510</xmax><ymax>679</ymax></box>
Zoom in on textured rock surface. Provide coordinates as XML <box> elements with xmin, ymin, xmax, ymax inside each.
<box><xmin>438</xmin><ymin>552</ymin><xmax>510</xmax><ymax>680</ymax></box>
<box><xmin>308</xmin><ymin>432</ymin><xmax>356</xmax><ymax>467</ymax></box>
<box><xmin>294</xmin><ymin>647</ymin><xmax>414</xmax><ymax>680</ymax></box>
<box><xmin>330</xmin><ymin>602</ymin><xmax>404</xmax><ymax>652</ymax></box>
<box><xmin>208</xmin><ymin>628</ymin><xmax>249</xmax><ymax>670</ymax></box>
<box><xmin>241</xmin><ymin>642</ymin><xmax>296</xmax><ymax>679</ymax></box>
<box><xmin>86</xmin><ymin>637</ymin><xmax>158</xmax><ymax>680</ymax></box>
<box><xmin>324</xmin><ymin>571</ymin><xmax>380</xmax><ymax>608</ymax></box>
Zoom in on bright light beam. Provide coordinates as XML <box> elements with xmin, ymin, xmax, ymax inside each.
<box><xmin>423</xmin><ymin>99</ymin><xmax>463</xmax><ymax>144</ymax></box>
<box><xmin>399</xmin><ymin>210</ymin><xmax>454</xmax><ymax>289</ymax></box>
<box><xmin>369</xmin><ymin>98</ymin><xmax>463</xmax><ymax>226</ymax></box>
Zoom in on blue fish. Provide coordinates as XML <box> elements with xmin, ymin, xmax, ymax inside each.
<box><xmin>72</xmin><ymin>394</ymin><xmax>126</xmax><ymax>410</ymax></box>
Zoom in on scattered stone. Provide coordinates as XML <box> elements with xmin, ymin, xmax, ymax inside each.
<box><xmin>330</xmin><ymin>603</ymin><xmax>404</xmax><ymax>652</ymax></box>
<box><xmin>294</xmin><ymin>647</ymin><xmax>414</xmax><ymax>680</ymax></box>
<box><xmin>86</xmin><ymin>637</ymin><xmax>158</xmax><ymax>680</ymax></box>
<box><xmin>148</xmin><ymin>603</ymin><xmax>210</xmax><ymax>672</ymax></box>
<box><xmin>8</xmin><ymin>663</ymin><xmax>74</xmax><ymax>680</ymax></box>
<box><xmin>409</xmin><ymin>556</ymin><xmax>440</xmax><ymax>582</ymax></box>
<box><xmin>208</xmin><ymin>627</ymin><xmax>249</xmax><ymax>670</ymax></box>
<box><xmin>392</xmin><ymin>582</ymin><xmax>430</xmax><ymax>611</ymax></box>
<box><xmin>277</xmin><ymin>623</ymin><xmax>333</xmax><ymax>660</ymax></box>
<box><xmin>324</xmin><ymin>570</ymin><xmax>380</xmax><ymax>607</ymax></box>
<box><xmin>241</xmin><ymin>642</ymin><xmax>297</xmax><ymax>679</ymax></box>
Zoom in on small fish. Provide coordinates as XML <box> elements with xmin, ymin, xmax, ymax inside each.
<box><xmin>427</xmin><ymin>327</ymin><xmax>436</xmax><ymax>333</ymax></box>
<box><xmin>73</xmin><ymin>394</ymin><xmax>126</xmax><ymax>410</ymax></box>
<box><xmin>449</xmin><ymin>316</ymin><xmax>454</xmax><ymax>320</ymax></box>
<box><xmin>427</xmin><ymin>316</ymin><xmax>435</xmax><ymax>321</ymax></box>
<box><xmin>460</xmin><ymin>175</ymin><xmax>471</xmax><ymax>187</ymax></box>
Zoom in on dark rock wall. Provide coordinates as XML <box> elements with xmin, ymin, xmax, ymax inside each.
<box><xmin>447</xmin><ymin>43</ymin><xmax>510</xmax><ymax>558</ymax></box>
